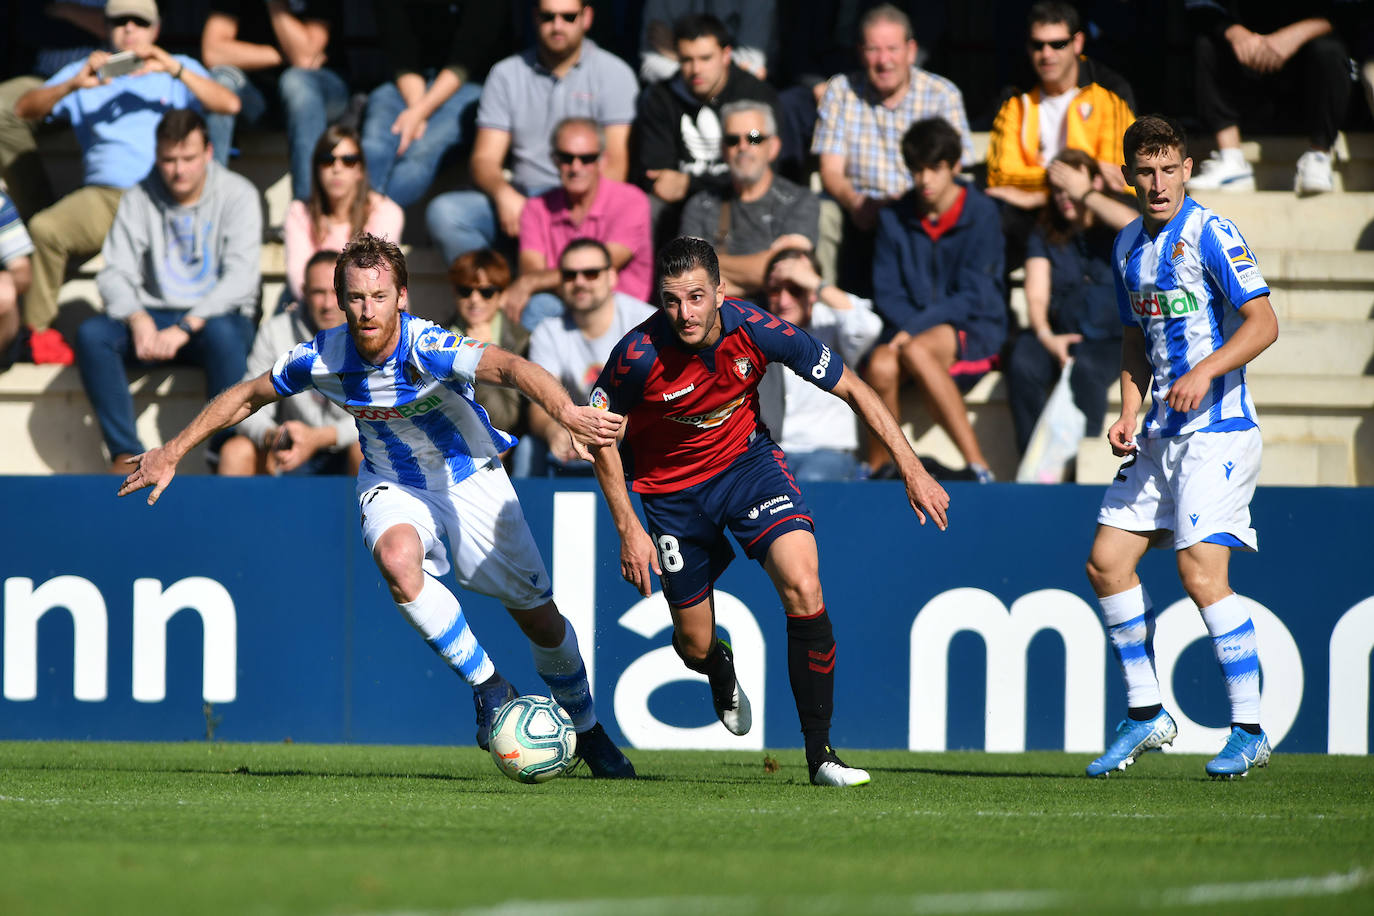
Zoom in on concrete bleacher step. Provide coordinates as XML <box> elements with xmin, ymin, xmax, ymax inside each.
<box><xmin>1188</xmin><ymin>191</ymin><xmax>1374</xmax><ymax>251</ymax></box>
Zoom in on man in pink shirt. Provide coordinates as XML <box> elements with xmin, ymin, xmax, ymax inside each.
<box><xmin>507</xmin><ymin>117</ymin><xmax>652</xmax><ymax>330</ymax></box>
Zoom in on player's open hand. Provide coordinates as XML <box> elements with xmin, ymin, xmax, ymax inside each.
<box><xmin>904</xmin><ymin>468</ymin><xmax>950</xmax><ymax>531</ymax></box>
<box><xmin>559</xmin><ymin>405</ymin><xmax>624</xmax><ymax>459</ymax></box>
<box><xmin>620</xmin><ymin>526</ymin><xmax>661</xmax><ymax>597</ymax></box>
<box><xmin>116</xmin><ymin>447</ymin><xmax>177</xmax><ymax>506</ymax></box>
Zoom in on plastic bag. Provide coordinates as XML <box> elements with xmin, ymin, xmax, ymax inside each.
<box><xmin>1016</xmin><ymin>359</ymin><xmax>1086</xmax><ymax>483</ymax></box>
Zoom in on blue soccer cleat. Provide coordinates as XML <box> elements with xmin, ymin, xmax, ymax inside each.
<box><xmin>1206</xmin><ymin>726</ymin><xmax>1271</xmax><ymax>779</ymax></box>
<box><xmin>1086</xmin><ymin>710</ymin><xmax>1178</xmax><ymax>777</ymax></box>
<box><xmin>473</xmin><ymin>674</ymin><xmax>518</xmax><ymax>751</ymax></box>
<box><xmin>573</xmin><ymin>723</ymin><xmax>637</xmax><ymax>779</ymax></box>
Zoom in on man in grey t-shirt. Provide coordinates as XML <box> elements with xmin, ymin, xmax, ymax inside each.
<box><xmin>679</xmin><ymin>100</ymin><xmax>818</xmax><ymax>300</ymax></box>
<box><xmin>526</xmin><ymin>238</ymin><xmax>653</xmax><ymax>474</ymax></box>
<box><xmin>424</xmin><ymin>0</ymin><xmax>638</xmax><ymax>275</ymax></box>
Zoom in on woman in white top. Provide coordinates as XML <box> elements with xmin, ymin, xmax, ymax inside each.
<box><xmin>284</xmin><ymin>125</ymin><xmax>404</xmax><ymax>303</ymax></box>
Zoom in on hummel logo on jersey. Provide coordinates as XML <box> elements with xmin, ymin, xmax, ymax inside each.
<box><xmin>1224</xmin><ymin>461</ymin><xmax>1235</xmax><ymax>480</ymax></box>
<box><xmin>529</xmin><ymin>573</ymin><xmax>539</xmax><ymax>586</ymax></box>
<box><xmin>1189</xmin><ymin>513</ymin><xmax>1200</xmax><ymax>526</ymax></box>
<box><xmin>662</xmin><ymin>382</ymin><xmax>695</xmax><ymax>402</ymax></box>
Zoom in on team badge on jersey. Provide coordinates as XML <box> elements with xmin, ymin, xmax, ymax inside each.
<box><xmin>590</xmin><ymin>386</ymin><xmax>609</xmax><ymax>410</ymax></box>
<box><xmin>1078</xmin><ymin>101</ymin><xmax>1093</xmax><ymax>120</ymax></box>
<box><xmin>1171</xmin><ymin>241</ymin><xmax>1186</xmax><ymax>263</ymax></box>
<box><xmin>733</xmin><ymin>357</ymin><xmax>753</xmax><ymax>380</ymax></box>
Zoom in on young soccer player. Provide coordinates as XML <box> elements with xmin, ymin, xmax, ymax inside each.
<box><xmin>118</xmin><ymin>235</ymin><xmax>635</xmax><ymax>778</ymax></box>
<box><xmin>1084</xmin><ymin>115</ymin><xmax>1279</xmax><ymax>779</ymax></box>
<box><xmin>588</xmin><ymin>236</ymin><xmax>950</xmax><ymax>786</ymax></box>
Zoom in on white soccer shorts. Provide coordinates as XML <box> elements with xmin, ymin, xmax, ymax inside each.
<box><xmin>357</xmin><ymin>461</ymin><xmax>553</xmax><ymax>609</ymax></box>
<box><xmin>1097</xmin><ymin>427</ymin><xmax>1261</xmax><ymax>552</ymax></box>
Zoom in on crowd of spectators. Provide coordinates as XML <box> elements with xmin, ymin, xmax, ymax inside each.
<box><xmin>1</xmin><ymin>0</ymin><xmax>1368</xmax><ymax>481</ymax></box>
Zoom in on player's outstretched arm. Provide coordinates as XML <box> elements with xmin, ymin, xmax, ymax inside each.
<box><xmin>1108</xmin><ymin>327</ymin><xmax>1151</xmax><ymax>456</ymax></box>
<box><xmin>590</xmin><ymin>441</ymin><xmax>660</xmax><ymax>597</ymax></box>
<box><xmin>475</xmin><ymin>346</ymin><xmax>623</xmax><ymax>459</ymax></box>
<box><xmin>831</xmin><ymin>366</ymin><xmax>949</xmax><ymax>531</ymax></box>
<box><xmin>117</xmin><ymin>372</ymin><xmax>281</xmax><ymax>505</ymax></box>
<box><xmin>1166</xmin><ymin>294</ymin><xmax>1279</xmax><ymax>414</ymax></box>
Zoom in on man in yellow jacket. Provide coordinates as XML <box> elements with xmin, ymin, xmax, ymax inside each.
<box><xmin>986</xmin><ymin>1</ymin><xmax>1136</xmax><ymax>213</ymax></box>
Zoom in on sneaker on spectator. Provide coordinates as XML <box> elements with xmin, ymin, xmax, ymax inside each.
<box><xmin>1294</xmin><ymin>150</ymin><xmax>1334</xmax><ymax>194</ymax></box>
<box><xmin>1187</xmin><ymin>151</ymin><xmax>1255</xmax><ymax>191</ymax></box>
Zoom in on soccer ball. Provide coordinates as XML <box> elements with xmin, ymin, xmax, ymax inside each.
<box><xmin>488</xmin><ymin>695</ymin><xmax>577</xmax><ymax>783</ymax></box>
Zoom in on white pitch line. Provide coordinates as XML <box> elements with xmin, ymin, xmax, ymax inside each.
<box><xmin>351</xmin><ymin>868</ymin><xmax>1370</xmax><ymax>916</ymax></box>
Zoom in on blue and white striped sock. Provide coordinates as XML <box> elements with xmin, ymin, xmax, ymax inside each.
<box><xmin>397</xmin><ymin>573</ymin><xmax>495</xmax><ymax>686</ymax></box>
<box><xmin>1200</xmin><ymin>593</ymin><xmax>1260</xmax><ymax>724</ymax></box>
<box><xmin>531</xmin><ymin>620</ymin><xmax>595</xmax><ymax>731</ymax></box>
<box><xmin>1100</xmin><ymin>584</ymin><xmax>1161</xmax><ymax>708</ymax></box>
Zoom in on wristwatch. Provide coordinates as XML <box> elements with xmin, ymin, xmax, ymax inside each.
<box><xmin>175</xmin><ymin>317</ymin><xmax>195</xmax><ymax>335</ymax></box>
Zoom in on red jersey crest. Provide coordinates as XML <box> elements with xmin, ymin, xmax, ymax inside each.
<box><xmin>733</xmin><ymin>357</ymin><xmax>753</xmax><ymax>380</ymax></box>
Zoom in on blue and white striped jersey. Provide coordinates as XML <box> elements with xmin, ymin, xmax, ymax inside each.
<box><xmin>1113</xmin><ymin>196</ymin><xmax>1270</xmax><ymax>438</ymax></box>
<box><xmin>270</xmin><ymin>312</ymin><xmax>517</xmax><ymax>489</ymax></box>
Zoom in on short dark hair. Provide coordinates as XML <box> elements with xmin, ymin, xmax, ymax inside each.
<box><xmin>335</xmin><ymin>234</ymin><xmax>408</xmax><ymax>301</ymax></box>
<box><xmin>1027</xmin><ymin>1</ymin><xmax>1081</xmax><ymax>34</ymax></box>
<box><xmin>764</xmin><ymin>246</ymin><xmax>822</xmax><ymax>282</ymax></box>
<box><xmin>155</xmin><ymin>108</ymin><xmax>208</xmax><ymax>147</ymax></box>
<box><xmin>657</xmin><ymin>236</ymin><xmax>720</xmax><ymax>287</ymax></box>
<box><xmin>448</xmin><ymin>248</ymin><xmax>512</xmax><ymax>290</ymax></box>
<box><xmin>1122</xmin><ymin>114</ymin><xmax>1188</xmax><ymax>166</ymax></box>
<box><xmin>901</xmin><ymin>117</ymin><xmax>963</xmax><ymax>172</ymax></box>
<box><xmin>304</xmin><ymin>249</ymin><xmax>340</xmax><ymax>278</ymax></box>
<box><xmin>560</xmin><ymin>237</ymin><xmax>612</xmax><ymax>267</ymax></box>
<box><xmin>673</xmin><ymin>13</ymin><xmax>732</xmax><ymax>48</ymax></box>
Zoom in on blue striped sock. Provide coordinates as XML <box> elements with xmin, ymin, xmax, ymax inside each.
<box><xmin>1100</xmin><ymin>585</ymin><xmax>1161</xmax><ymax>708</ymax></box>
<box><xmin>531</xmin><ymin>620</ymin><xmax>595</xmax><ymax>731</ymax></box>
<box><xmin>397</xmin><ymin>573</ymin><xmax>495</xmax><ymax>686</ymax></box>
<box><xmin>1200</xmin><ymin>594</ymin><xmax>1260</xmax><ymax>724</ymax></box>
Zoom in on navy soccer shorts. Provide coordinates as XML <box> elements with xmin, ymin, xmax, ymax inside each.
<box><xmin>640</xmin><ymin>434</ymin><xmax>815</xmax><ymax>608</ymax></box>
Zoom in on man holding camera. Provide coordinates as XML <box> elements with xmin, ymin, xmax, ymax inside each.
<box><xmin>12</xmin><ymin>0</ymin><xmax>238</xmax><ymax>360</ymax></box>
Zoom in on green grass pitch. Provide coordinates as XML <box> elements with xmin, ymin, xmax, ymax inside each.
<box><xmin>1</xmin><ymin>741</ymin><xmax>1371</xmax><ymax>915</ymax></box>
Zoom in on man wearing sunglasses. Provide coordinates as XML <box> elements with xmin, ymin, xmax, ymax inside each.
<box><xmin>526</xmin><ymin>238</ymin><xmax>653</xmax><ymax>474</ymax></box>
<box><xmin>985</xmin><ymin>1</ymin><xmax>1136</xmax><ymax>213</ymax></box>
<box><xmin>679</xmin><ymin>101</ymin><xmax>818</xmax><ymax>300</ymax></box>
<box><xmin>425</xmin><ymin>0</ymin><xmax>636</xmax><ymax>272</ymax></box>
<box><xmin>13</xmin><ymin>0</ymin><xmax>239</xmax><ymax>364</ymax></box>
<box><xmin>507</xmin><ymin>118</ymin><xmax>653</xmax><ymax>329</ymax></box>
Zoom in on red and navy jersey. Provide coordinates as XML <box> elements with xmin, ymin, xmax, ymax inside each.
<box><xmin>591</xmin><ymin>298</ymin><xmax>844</xmax><ymax>494</ymax></box>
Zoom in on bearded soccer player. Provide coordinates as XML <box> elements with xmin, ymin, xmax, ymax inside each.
<box><xmin>588</xmin><ymin>236</ymin><xmax>950</xmax><ymax>786</ymax></box>
<box><xmin>1084</xmin><ymin>115</ymin><xmax>1279</xmax><ymax>779</ymax></box>
<box><xmin>118</xmin><ymin>234</ymin><xmax>635</xmax><ymax>778</ymax></box>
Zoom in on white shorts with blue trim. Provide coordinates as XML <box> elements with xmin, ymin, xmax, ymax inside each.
<box><xmin>1097</xmin><ymin>427</ymin><xmax>1261</xmax><ymax>552</ymax></box>
<box><xmin>357</xmin><ymin>461</ymin><xmax>553</xmax><ymax>609</ymax></box>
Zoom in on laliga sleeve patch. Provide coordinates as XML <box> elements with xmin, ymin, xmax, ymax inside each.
<box><xmin>590</xmin><ymin>386</ymin><xmax>610</xmax><ymax>410</ymax></box>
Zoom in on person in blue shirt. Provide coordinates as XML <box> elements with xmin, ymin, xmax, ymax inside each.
<box><xmin>1083</xmin><ymin>114</ymin><xmax>1280</xmax><ymax>781</ymax></box>
<box><xmin>12</xmin><ymin>0</ymin><xmax>239</xmax><ymax>354</ymax></box>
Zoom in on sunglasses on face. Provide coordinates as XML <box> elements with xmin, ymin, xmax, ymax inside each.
<box><xmin>316</xmin><ymin>153</ymin><xmax>362</xmax><ymax>167</ymax></box>
<box><xmin>554</xmin><ymin>150</ymin><xmax>599</xmax><ymax>166</ymax></box>
<box><xmin>537</xmin><ymin>11</ymin><xmax>579</xmax><ymax>24</ymax></box>
<box><xmin>456</xmin><ymin>285</ymin><xmax>502</xmax><ymax>299</ymax></box>
<box><xmin>560</xmin><ymin>266</ymin><xmax>608</xmax><ymax>281</ymax></box>
<box><xmin>1028</xmin><ymin>37</ymin><xmax>1073</xmax><ymax>51</ymax></box>
<box><xmin>724</xmin><ymin>130</ymin><xmax>769</xmax><ymax>148</ymax></box>
<box><xmin>108</xmin><ymin>15</ymin><xmax>152</xmax><ymax>28</ymax></box>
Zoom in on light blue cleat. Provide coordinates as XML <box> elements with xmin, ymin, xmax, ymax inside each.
<box><xmin>1206</xmin><ymin>726</ymin><xmax>1271</xmax><ymax>778</ymax></box>
<box><xmin>1086</xmin><ymin>711</ymin><xmax>1178</xmax><ymax>777</ymax></box>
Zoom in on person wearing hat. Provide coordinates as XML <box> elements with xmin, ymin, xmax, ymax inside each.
<box><xmin>12</xmin><ymin>0</ymin><xmax>239</xmax><ymax>363</ymax></box>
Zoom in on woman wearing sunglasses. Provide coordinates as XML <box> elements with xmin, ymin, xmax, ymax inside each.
<box><xmin>283</xmin><ymin>125</ymin><xmax>404</xmax><ymax>304</ymax></box>
<box><xmin>447</xmin><ymin>249</ymin><xmax>530</xmax><ymax>446</ymax></box>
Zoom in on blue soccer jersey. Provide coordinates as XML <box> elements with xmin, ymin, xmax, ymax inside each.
<box><xmin>1113</xmin><ymin>196</ymin><xmax>1270</xmax><ymax>438</ymax></box>
<box><xmin>270</xmin><ymin>312</ymin><xmax>517</xmax><ymax>489</ymax></box>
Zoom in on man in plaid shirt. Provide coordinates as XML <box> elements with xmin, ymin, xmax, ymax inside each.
<box><xmin>811</xmin><ymin>3</ymin><xmax>972</xmax><ymax>296</ymax></box>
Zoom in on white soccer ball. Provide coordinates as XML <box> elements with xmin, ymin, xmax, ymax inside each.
<box><xmin>488</xmin><ymin>695</ymin><xmax>577</xmax><ymax>783</ymax></box>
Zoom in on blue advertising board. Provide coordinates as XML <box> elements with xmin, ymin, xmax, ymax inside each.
<box><xmin>1</xmin><ymin>476</ymin><xmax>1370</xmax><ymax>756</ymax></box>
